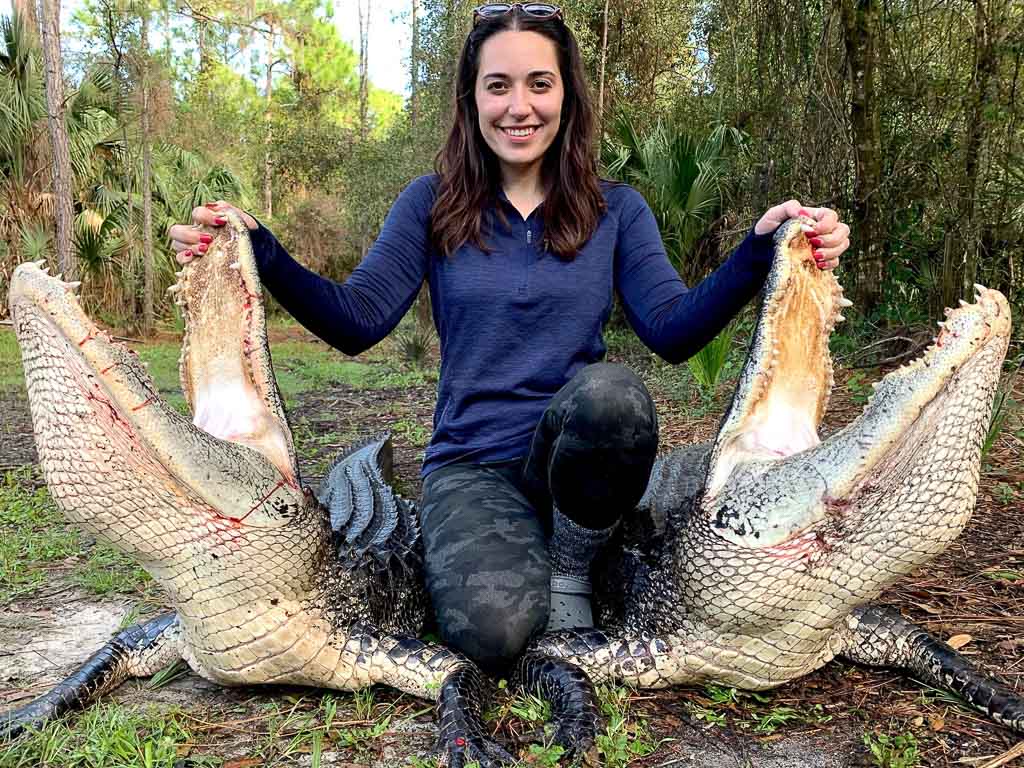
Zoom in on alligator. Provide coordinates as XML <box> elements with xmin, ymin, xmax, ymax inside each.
<box><xmin>528</xmin><ymin>218</ymin><xmax>1022</xmax><ymax>737</ymax></box>
<box><xmin>2</xmin><ymin>213</ymin><xmax>565</xmax><ymax>767</ymax></box>
<box><xmin>3</xmin><ymin>213</ymin><xmax>1020</xmax><ymax>763</ymax></box>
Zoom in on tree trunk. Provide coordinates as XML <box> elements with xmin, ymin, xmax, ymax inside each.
<box><xmin>597</xmin><ymin>0</ymin><xmax>610</xmax><ymax>127</ymax></box>
<box><xmin>13</xmin><ymin>0</ymin><xmax>38</xmax><ymax>43</ymax></box>
<box><xmin>264</xmin><ymin>23</ymin><xmax>275</xmax><ymax>219</ymax></box>
<box><xmin>410</xmin><ymin>0</ymin><xmax>418</xmax><ymax>128</ymax></box>
<box><xmin>958</xmin><ymin>0</ymin><xmax>1001</xmax><ymax>294</ymax></box>
<box><xmin>839</xmin><ymin>0</ymin><xmax>883</xmax><ymax>314</ymax></box>
<box><xmin>358</xmin><ymin>0</ymin><xmax>369</xmax><ymax>140</ymax></box>
<box><xmin>40</xmin><ymin>0</ymin><xmax>76</xmax><ymax>281</ymax></box>
<box><xmin>141</xmin><ymin>6</ymin><xmax>154</xmax><ymax>336</ymax></box>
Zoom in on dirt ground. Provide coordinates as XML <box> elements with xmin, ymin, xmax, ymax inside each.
<box><xmin>1</xmin><ymin>335</ymin><xmax>1022</xmax><ymax>767</ymax></box>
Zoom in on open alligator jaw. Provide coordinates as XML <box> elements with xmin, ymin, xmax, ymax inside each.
<box><xmin>703</xmin><ymin>218</ymin><xmax>1011</xmax><ymax>547</ymax></box>
<box><xmin>8</xmin><ymin>215</ymin><xmax>300</xmax><ymax>529</ymax></box>
<box><xmin>705</xmin><ymin>218</ymin><xmax>846</xmax><ymax>497</ymax></box>
<box><xmin>171</xmin><ymin>212</ymin><xmax>297</xmax><ymax>483</ymax></box>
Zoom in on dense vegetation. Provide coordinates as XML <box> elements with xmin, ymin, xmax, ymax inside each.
<box><xmin>1</xmin><ymin>0</ymin><xmax>1022</xmax><ymax>340</ymax></box>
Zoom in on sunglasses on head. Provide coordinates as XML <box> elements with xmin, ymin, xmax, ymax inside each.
<box><xmin>472</xmin><ymin>3</ymin><xmax>563</xmax><ymax>26</ymax></box>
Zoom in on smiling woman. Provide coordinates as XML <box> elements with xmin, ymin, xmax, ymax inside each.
<box><xmin>166</xmin><ymin>4</ymin><xmax>852</xmax><ymax>716</ymax></box>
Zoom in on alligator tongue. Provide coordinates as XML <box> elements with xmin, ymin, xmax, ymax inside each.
<box><xmin>173</xmin><ymin>213</ymin><xmax>298</xmax><ymax>485</ymax></box>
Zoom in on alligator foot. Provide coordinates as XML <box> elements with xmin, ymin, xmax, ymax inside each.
<box><xmin>436</xmin><ymin>665</ymin><xmax>516</xmax><ymax>767</ymax></box>
<box><xmin>515</xmin><ymin>652</ymin><xmax>601</xmax><ymax>764</ymax></box>
<box><xmin>837</xmin><ymin>605</ymin><xmax>1024</xmax><ymax>733</ymax></box>
<box><xmin>1</xmin><ymin>613</ymin><xmax>181</xmax><ymax>740</ymax></box>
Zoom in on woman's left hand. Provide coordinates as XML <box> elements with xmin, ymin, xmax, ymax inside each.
<box><xmin>755</xmin><ymin>200</ymin><xmax>850</xmax><ymax>271</ymax></box>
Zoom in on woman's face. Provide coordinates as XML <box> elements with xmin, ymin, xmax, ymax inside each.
<box><xmin>474</xmin><ymin>30</ymin><xmax>564</xmax><ymax>181</ymax></box>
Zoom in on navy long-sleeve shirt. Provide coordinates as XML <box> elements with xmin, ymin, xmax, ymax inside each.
<box><xmin>249</xmin><ymin>175</ymin><xmax>773</xmax><ymax>477</ymax></box>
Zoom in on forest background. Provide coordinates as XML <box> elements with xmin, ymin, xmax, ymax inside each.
<box><xmin>0</xmin><ymin>0</ymin><xmax>1022</xmax><ymax>343</ymax></box>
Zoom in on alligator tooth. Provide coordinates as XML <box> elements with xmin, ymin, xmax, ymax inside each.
<box><xmin>835</xmin><ymin>314</ymin><xmax>846</xmax><ymax>323</ymax></box>
<box><xmin>937</xmin><ymin>321</ymin><xmax>946</xmax><ymax>329</ymax></box>
<box><xmin>959</xmin><ymin>299</ymin><xmax>970</xmax><ymax>307</ymax></box>
<box><xmin>53</xmin><ymin>273</ymin><xmax>63</xmax><ymax>281</ymax></box>
<box><xmin>66</xmin><ymin>281</ymin><xmax>81</xmax><ymax>291</ymax></box>
<box><xmin>837</xmin><ymin>297</ymin><xmax>853</xmax><ymax>308</ymax></box>
<box><xmin>40</xmin><ymin>265</ymin><xmax>50</xmax><ymax>274</ymax></box>
<box><xmin>175</xmin><ymin>270</ymin><xmax>185</xmax><ymax>279</ymax></box>
<box><xmin>167</xmin><ymin>284</ymin><xmax>181</xmax><ymax>295</ymax></box>
<box><xmin>32</xmin><ymin>259</ymin><xmax>46</xmax><ymax>268</ymax></box>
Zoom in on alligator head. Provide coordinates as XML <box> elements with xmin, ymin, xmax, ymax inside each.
<box><xmin>682</xmin><ymin>219</ymin><xmax>1011</xmax><ymax>631</ymax></box>
<box><xmin>8</xmin><ymin>216</ymin><xmax>330</xmax><ymax>629</ymax></box>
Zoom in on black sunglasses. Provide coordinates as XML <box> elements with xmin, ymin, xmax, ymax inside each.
<box><xmin>472</xmin><ymin>4</ymin><xmax>563</xmax><ymax>26</ymax></box>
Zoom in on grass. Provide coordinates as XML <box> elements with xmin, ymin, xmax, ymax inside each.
<box><xmin>0</xmin><ymin>703</ymin><xmax>205</xmax><ymax>768</ymax></box>
<box><xmin>686</xmin><ymin>684</ymin><xmax>832</xmax><ymax>735</ymax></box>
<box><xmin>0</xmin><ymin>470</ymin><xmax>149</xmax><ymax>604</ymax></box>
<box><xmin>0</xmin><ymin>329</ymin><xmax>25</xmax><ymax>391</ymax></box>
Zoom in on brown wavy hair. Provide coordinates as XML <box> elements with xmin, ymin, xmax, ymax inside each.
<box><xmin>430</xmin><ymin>9</ymin><xmax>606</xmax><ymax>260</ymax></box>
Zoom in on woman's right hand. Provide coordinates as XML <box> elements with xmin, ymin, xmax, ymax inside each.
<box><xmin>168</xmin><ymin>201</ymin><xmax>259</xmax><ymax>265</ymax></box>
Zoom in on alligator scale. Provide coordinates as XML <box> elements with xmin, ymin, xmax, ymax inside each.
<box><xmin>3</xmin><ymin>214</ymin><xmax>1021</xmax><ymax>762</ymax></box>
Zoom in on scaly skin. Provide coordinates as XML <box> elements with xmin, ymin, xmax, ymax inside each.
<box><xmin>5</xmin><ymin>216</ymin><xmax>513</xmax><ymax>767</ymax></box>
<box><xmin>532</xmin><ymin>219</ymin><xmax>1020</xmax><ymax>731</ymax></box>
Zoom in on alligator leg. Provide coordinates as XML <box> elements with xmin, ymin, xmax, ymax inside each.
<box><xmin>515</xmin><ymin>652</ymin><xmax>601</xmax><ymax>762</ymax></box>
<box><xmin>835</xmin><ymin>605</ymin><xmax>1024</xmax><ymax>733</ymax></box>
<box><xmin>339</xmin><ymin>629</ymin><xmax>515</xmax><ymax>768</ymax></box>
<box><xmin>2</xmin><ymin>612</ymin><xmax>181</xmax><ymax>739</ymax></box>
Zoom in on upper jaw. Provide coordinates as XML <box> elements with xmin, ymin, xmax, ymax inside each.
<box><xmin>700</xmin><ymin>219</ymin><xmax>1012</xmax><ymax>548</ymax></box>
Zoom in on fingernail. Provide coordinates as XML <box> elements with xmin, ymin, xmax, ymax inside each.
<box><xmin>813</xmin><ymin>250</ymin><xmax>824</xmax><ymax>260</ymax></box>
<box><xmin>799</xmin><ymin>208</ymin><xmax>812</xmax><ymax>217</ymax></box>
<box><xmin>199</xmin><ymin>234</ymin><xmax>213</xmax><ymax>244</ymax></box>
<box><xmin>197</xmin><ymin>243</ymin><xmax>208</xmax><ymax>253</ymax></box>
<box><xmin>810</xmin><ymin>237</ymin><xmax>823</xmax><ymax>247</ymax></box>
<box><xmin>205</xmin><ymin>202</ymin><xmax>220</xmax><ymax>209</ymax></box>
<box><xmin>213</xmin><ymin>217</ymin><xmax>226</xmax><ymax>226</ymax></box>
<box><xmin>182</xmin><ymin>249</ymin><xmax>192</xmax><ymax>259</ymax></box>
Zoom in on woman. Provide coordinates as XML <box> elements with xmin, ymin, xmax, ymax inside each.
<box><xmin>169</xmin><ymin>3</ymin><xmax>850</xmax><ymax>674</ymax></box>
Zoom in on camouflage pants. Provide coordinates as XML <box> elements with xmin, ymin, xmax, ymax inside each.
<box><xmin>419</xmin><ymin>363</ymin><xmax>658</xmax><ymax>672</ymax></box>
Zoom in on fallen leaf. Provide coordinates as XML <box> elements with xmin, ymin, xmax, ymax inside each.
<box><xmin>947</xmin><ymin>634</ymin><xmax>972</xmax><ymax>650</ymax></box>
<box><xmin>929</xmin><ymin>715</ymin><xmax>945</xmax><ymax>731</ymax></box>
<box><xmin>996</xmin><ymin>638</ymin><xmax>1024</xmax><ymax>653</ymax></box>
<box><xmin>223</xmin><ymin>760</ymin><xmax>263</xmax><ymax>768</ymax></box>
<box><xmin>914</xmin><ymin>603</ymin><xmax>943</xmax><ymax>615</ymax></box>
<box><xmin>912</xmin><ymin>716</ymin><xmax>924</xmax><ymax>727</ymax></box>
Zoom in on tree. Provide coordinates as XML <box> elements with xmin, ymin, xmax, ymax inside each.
<box><xmin>140</xmin><ymin>0</ymin><xmax>154</xmax><ymax>334</ymax></box>
<box><xmin>40</xmin><ymin>0</ymin><xmax>77</xmax><ymax>280</ymax></box>
<box><xmin>839</xmin><ymin>0</ymin><xmax>884</xmax><ymax>313</ymax></box>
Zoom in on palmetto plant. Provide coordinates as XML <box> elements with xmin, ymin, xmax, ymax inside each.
<box><xmin>1</xmin><ymin>10</ymin><xmax>248</xmax><ymax>325</ymax></box>
<box><xmin>603</xmin><ymin>114</ymin><xmax>743</xmax><ymax>284</ymax></box>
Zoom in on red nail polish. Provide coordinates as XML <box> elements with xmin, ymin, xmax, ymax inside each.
<box><xmin>810</xmin><ymin>237</ymin><xmax>823</xmax><ymax>247</ymax></box>
<box><xmin>183</xmin><ymin>249</ymin><xmax>192</xmax><ymax>259</ymax></box>
<box><xmin>197</xmin><ymin>243</ymin><xmax>208</xmax><ymax>253</ymax></box>
<box><xmin>205</xmin><ymin>202</ymin><xmax>219</xmax><ymax>209</ymax></box>
<box><xmin>799</xmin><ymin>208</ymin><xmax>812</xmax><ymax>217</ymax></box>
<box><xmin>813</xmin><ymin>250</ymin><xmax>824</xmax><ymax>260</ymax></box>
<box><xmin>213</xmin><ymin>217</ymin><xmax>226</xmax><ymax>226</ymax></box>
<box><xmin>199</xmin><ymin>234</ymin><xmax>213</xmax><ymax>244</ymax></box>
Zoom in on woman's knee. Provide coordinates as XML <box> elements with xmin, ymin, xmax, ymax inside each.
<box><xmin>565</xmin><ymin>363</ymin><xmax>657</xmax><ymax>445</ymax></box>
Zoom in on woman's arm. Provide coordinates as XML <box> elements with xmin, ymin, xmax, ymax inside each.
<box><xmin>170</xmin><ymin>177</ymin><xmax>435</xmax><ymax>356</ymax></box>
<box><xmin>614</xmin><ymin>189</ymin><xmax>773</xmax><ymax>365</ymax></box>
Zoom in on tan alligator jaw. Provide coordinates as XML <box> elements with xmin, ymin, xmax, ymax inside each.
<box><xmin>706</xmin><ymin>219</ymin><xmax>847</xmax><ymax>498</ymax></box>
<box><xmin>173</xmin><ymin>213</ymin><xmax>297</xmax><ymax>484</ymax></box>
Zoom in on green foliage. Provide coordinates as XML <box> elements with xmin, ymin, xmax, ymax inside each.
<box><xmin>862</xmin><ymin>730</ymin><xmax>920</xmax><ymax>768</ymax></box>
<box><xmin>594</xmin><ymin>685</ymin><xmax>660</xmax><ymax>768</ymax></box>
<box><xmin>687</xmin><ymin>321</ymin><xmax>738</xmax><ymax>395</ymax></box>
<box><xmin>0</xmin><ymin>703</ymin><xmax>202</xmax><ymax>768</ymax></box>
<box><xmin>603</xmin><ymin>113</ymin><xmax>735</xmax><ymax>281</ymax></box>
<box><xmin>0</xmin><ymin>328</ymin><xmax>24</xmax><ymax>390</ymax></box>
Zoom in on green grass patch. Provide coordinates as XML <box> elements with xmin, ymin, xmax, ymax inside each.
<box><xmin>0</xmin><ymin>329</ymin><xmax>25</xmax><ymax>391</ymax></box>
<box><xmin>0</xmin><ymin>703</ymin><xmax>207</xmax><ymax>768</ymax></box>
<box><xmin>0</xmin><ymin>471</ymin><xmax>149</xmax><ymax>603</ymax></box>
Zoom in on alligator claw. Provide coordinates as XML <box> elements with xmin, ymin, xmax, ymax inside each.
<box><xmin>438</xmin><ymin>732</ymin><xmax>516</xmax><ymax>767</ymax></box>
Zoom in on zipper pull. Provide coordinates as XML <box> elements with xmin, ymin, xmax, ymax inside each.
<box><xmin>526</xmin><ymin>229</ymin><xmax>532</xmax><ymax>245</ymax></box>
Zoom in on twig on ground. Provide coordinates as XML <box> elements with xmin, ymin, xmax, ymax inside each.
<box><xmin>978</xmin><ymin>740</ymin><xmax>1024</xmax><ymax>768</ymax></box>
